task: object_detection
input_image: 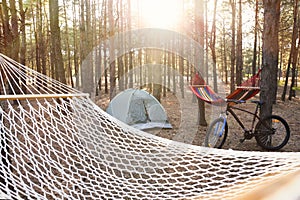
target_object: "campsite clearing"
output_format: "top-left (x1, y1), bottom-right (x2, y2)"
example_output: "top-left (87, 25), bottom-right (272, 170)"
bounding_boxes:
top-left (97, 87), bottom-right (300, 152)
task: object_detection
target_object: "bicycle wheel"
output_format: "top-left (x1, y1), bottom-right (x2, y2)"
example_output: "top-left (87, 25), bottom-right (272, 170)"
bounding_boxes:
top-left (205, 117), bottom-right (228, 148)
top-left (255, 115), bottom-right (290, 150)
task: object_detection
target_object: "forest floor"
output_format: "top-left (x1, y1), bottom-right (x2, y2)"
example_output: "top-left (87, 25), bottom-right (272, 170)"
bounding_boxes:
top-left (97, 85), bottom-right (300, 152)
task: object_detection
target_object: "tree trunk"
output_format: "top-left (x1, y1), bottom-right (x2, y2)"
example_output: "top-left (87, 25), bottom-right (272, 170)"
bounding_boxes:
top-left (261, 0), bottom-right (280, 119)
top-left (63, 0), bottom-right (73, 87)
top-left (72, 1), bottom-right (80, 88)
top-left (221, 17), bottom-right (228, 84)
top-left (288, 3), bottom-right (300, 100)
top-left (49, 0), bottom-right (66, 84)
top-left (153, 64), bottom-right (162, 102)
top-left (19, 0), bottom-right (26, 65)
top-left (236, 0), bottom-right (243, 86)
top-left (163, 50), bottom-right (167, 97)
top-left (195, 0), bottom-right (207, 126)
top-left (179, 57), bottom-right (184, 99)
top-left (151, 50), bottom-right (160, 101)
top-left (205, 0), bottom-right (209, 84)
top-left (128, 0), bottom-right (133, 89)
top-left (19, 0), bottom-right (27, 93)
top-left (172, 52), bottom-right (176, 94)
top-left (8, 0), bottom-right (20, 98)
top-left (9, 0), bottom-right (19, 61)
top-left (252, 0), bottom-right (259, 77)
top-left (103, 0), bottom-right (108, 94)
top-left (168, 51), bottom-right (171, 91)
top-left (1, 0), bottom-right (12, 56)
top-left (281, 0), bottom-right (298, 101)
top-left (108, 0), bottom-right (116, 99)
top-left (230, 0), bottom-right (236, 93)
top-left (210, 0), bottom-right (218, 93)
top-left (0, 0), bottom-right (19, 60)
top-left (0, 6), bottom-right (4, 54)
top-left (118, 0), bottom-right (124, 91)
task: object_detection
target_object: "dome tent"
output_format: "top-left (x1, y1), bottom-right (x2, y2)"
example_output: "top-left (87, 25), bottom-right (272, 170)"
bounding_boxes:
top-left (106, 88), bottom-right (172, 130)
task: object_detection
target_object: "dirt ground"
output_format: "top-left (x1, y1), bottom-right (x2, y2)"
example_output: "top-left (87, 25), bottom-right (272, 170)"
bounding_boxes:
top-left (97, 86), bottom-right (300, 152)
top-left (160, 89), bottom-right (300, 152)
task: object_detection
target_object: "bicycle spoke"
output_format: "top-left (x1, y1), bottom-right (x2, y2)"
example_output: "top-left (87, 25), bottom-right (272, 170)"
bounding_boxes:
top-left (205, 118), bottom-right (228, 148)
top-left (255, 115), bottom-right (290, 150)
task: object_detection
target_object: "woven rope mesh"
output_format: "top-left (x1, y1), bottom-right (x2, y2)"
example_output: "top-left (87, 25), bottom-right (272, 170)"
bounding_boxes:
top-left (0, 53), bottom-right (300, 199)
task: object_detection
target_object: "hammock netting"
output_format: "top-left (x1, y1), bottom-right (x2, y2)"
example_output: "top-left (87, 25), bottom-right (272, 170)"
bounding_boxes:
top-left (0, 53), bottom-right (300, 199)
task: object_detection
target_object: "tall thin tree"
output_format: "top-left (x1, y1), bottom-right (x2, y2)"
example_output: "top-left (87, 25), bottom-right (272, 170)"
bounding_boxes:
top-left (195, 0), bottom-right (207, 126)
top-left (108, 0), bottom-right (116, 99)
top-left (236, 0), bottom-right (243, 85)
top-left (281, 0), bottom-right (298, 101)
top-left (261, 0), bottom-right (281, 118)
top-left (19, 0), bottom-right (26, 65)
top-left (288, 0), bottom-right (300, 100)
top-left (9, 0), bottom-right (19, 61)
top-left (210, 0), bottom-right (218, 93)
top-left (62, 0), bottom-right (73, 87)
top-left (230, 0), bottom-right (236, 93)
top-left (49, 0), bottom-right (67, 84)
top-left (252, 0), bottom-right (259, 77)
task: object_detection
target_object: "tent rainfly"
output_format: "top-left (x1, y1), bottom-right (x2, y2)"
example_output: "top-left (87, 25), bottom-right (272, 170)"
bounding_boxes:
top-left (106, 89), bottom-right (172, 130)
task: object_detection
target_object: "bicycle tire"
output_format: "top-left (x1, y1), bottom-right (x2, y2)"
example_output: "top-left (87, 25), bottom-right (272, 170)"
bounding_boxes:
top-left (205, 117), bottom-right (228, 148)
top-left (255, 115), bottom-right (290, 150)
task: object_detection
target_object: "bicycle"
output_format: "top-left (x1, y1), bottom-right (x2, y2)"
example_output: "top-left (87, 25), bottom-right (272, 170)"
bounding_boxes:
top-left (204, 99), bottom-right (290, 150)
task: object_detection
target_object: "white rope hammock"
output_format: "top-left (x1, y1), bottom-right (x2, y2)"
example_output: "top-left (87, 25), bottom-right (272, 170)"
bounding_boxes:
top-left (0, 53), bottom-right (299, 199)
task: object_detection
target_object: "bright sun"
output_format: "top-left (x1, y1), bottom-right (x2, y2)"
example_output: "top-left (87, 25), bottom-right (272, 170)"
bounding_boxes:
top-left (139, 0), bottom-right (182, 29)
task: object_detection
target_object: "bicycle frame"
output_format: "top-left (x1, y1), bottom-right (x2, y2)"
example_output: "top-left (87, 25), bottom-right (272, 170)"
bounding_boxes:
top-left (205, 99), bottom-right (290, 150)
top-left (225, 102), bottom-right (261, 133)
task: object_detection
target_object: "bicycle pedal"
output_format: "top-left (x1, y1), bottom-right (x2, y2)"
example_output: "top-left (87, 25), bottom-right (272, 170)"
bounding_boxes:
top-left (239, 138), bottom-right (245, 143)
